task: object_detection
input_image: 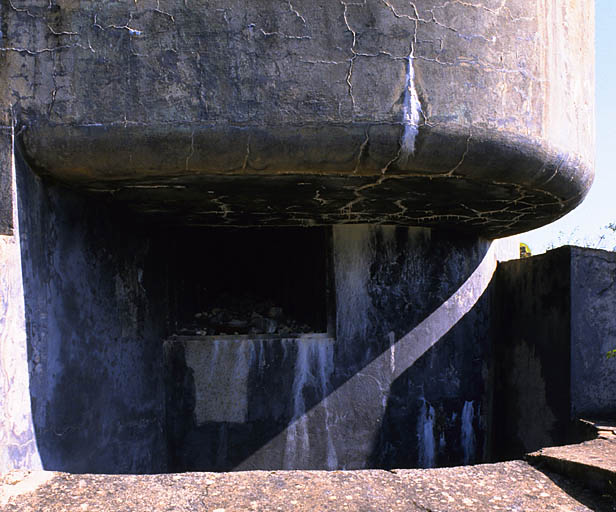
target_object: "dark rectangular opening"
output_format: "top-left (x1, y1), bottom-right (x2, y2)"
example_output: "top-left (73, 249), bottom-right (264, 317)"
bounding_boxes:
top-left (166, 226), bottom-right (332, 337)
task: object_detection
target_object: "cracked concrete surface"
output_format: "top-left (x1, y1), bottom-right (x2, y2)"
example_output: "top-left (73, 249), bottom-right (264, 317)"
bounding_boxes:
top-left (0, 0), bottom-right (595, 235)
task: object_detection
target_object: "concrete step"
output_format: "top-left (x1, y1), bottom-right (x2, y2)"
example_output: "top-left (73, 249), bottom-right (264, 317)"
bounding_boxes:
top-left (526, 421), bottom-right (616, 498)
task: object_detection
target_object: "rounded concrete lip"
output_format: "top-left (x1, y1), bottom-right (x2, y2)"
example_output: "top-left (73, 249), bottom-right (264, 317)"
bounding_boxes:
top-left (19, 121), bottom-right (592, 237)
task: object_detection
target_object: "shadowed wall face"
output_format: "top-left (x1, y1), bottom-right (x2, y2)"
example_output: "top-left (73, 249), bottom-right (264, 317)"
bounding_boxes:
top-left (0, 129), bottom-right (12, 235)
top-left (7, 151), bottom-right (616, 473)
top-left (570, 247), bottom-right (616, 418)
top-left (14, 152), bottom-right (169, 474)
top-left (493, 246), bottom-right (616, 460)
top-left (2, 151), bottom-right (512, 473)
top-left (493, 250), bottom-right (572, 460)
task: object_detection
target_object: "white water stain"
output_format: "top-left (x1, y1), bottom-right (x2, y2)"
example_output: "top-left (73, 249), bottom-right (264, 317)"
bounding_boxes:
top-left (388, 331), bottom-right (396, 375)
top-left (333, 225), bottom-right (374, 345)
top-left (439, 432), bottom-right (446, 452)
top-left (240, 239), bottom-right (510, 470)
top-left (284, 340), bottom-right (312, 469)
top-left (399, 55), bottom-right (422, 166)
top-left (461, 400), bottom-right (476, 465)
top-left (417, 398), bottom-right (436, 468)
top-left (316, 340), bottom-right (338, 470)
top-left (284, 338), bottom-right (336, 470)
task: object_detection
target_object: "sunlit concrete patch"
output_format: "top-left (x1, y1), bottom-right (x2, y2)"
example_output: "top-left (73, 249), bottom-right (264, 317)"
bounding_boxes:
top-left (0, 471), bottom-right (54, 507)
top-left (0, 128), bottom-right (42, 473)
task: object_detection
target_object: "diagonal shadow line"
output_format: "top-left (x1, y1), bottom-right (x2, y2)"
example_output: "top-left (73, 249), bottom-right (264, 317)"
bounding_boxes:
top-left (237, 240), bottom-right (500, 469)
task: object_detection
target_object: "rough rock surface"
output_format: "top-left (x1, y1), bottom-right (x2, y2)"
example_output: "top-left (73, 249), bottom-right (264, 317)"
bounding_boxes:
top-left (1, 461), bottom-right (614, 511)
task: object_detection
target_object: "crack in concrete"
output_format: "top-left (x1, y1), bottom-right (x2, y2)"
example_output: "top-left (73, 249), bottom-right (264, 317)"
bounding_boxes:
top-left (94, 13), bottom-right (143, 37)
top-left (447, 131), bottom-right (472, 175)
top-left (46, 25), bottom-right (78, 36)
top-left (258, 28), bottom-right (311, 40)
top-left (392, 199), bottom-right (408, 218)
top-left (341, 0), bottom-right (366, 111)
top-left (241, 135), bottom-right (251, 171)
top-left (412, 55), bottom-right (545, 82)
top-left (443, 0), bottom-right (535, 23)
top-left (153, 1), bottom-right (175, 23)
top-left (7, 0), bottom-right (41, 19)
top-left (339, 173), bottom-right (390, 220)
top-left (313, 190), bottom-right (328, 206)
top-left (288, 1), bottom-right (307, 24)
top-left (353, 129), bottom-right (370, 173)
top-left (0, 45), bottom-right (73, 55)
top-left (185, 130), bottom-right (195, 171)
top-left (211, 197), bottom-right (232, 219)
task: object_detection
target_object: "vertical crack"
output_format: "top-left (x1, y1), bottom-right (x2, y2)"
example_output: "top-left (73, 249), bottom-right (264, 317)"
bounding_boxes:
top-left (341, 0), bottom-right (365, 111)
top-left (185, 130), bottom-right (195, 171)
top-left (353, 129), bottom-right (370, 173)
top-left (447, 131), bottom-right (472, 175)
top-left (241, 135), bottom-right (251, 171)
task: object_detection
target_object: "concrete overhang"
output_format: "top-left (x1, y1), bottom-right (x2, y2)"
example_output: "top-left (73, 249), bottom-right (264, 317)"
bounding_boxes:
top-left (3, 0), bottom-right (595, 237)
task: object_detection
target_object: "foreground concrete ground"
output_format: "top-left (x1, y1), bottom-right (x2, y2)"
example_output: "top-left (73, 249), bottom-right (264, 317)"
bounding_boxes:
top-left (2, 434), bottom-right (615, 512)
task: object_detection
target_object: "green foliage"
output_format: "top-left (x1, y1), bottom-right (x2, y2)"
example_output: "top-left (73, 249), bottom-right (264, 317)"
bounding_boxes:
top-left (608, 349), bottom-right (616, 360)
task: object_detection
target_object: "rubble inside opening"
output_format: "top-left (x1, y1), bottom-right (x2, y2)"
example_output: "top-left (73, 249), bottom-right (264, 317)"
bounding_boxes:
top-left (166, 226), bottom-right (332, 338)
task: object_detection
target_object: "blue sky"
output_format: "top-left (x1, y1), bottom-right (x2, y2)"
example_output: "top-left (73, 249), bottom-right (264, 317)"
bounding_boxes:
top-left (521, 0), bottom-right (616, 253)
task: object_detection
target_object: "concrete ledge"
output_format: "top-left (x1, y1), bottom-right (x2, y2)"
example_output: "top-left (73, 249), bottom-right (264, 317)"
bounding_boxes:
top-left (1, 461), bottom-right (612, 511)
top-left (526, 435), bottom-right (616, 498)
top-left (21, 123), bottom-right (590, 236)
top-left (4, 0), bottom-right (594, 235)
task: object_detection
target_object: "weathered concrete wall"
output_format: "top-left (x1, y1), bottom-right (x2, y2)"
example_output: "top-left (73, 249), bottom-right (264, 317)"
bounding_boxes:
top-left (570, 247), bottom-right (616, 418)
top-left (8, 147), bottom-right (168, 473)
top-left (329, 228), bottom-right (516, 469)
top-left (179, 241), bottom-right (611, 471)
top-left (0, 0), bottom-right (594, 235)
top-left (331, 225), bottom-right (497, 469)
top-left (165, 335), bottom-right (338, 472)
top-left (493, 246), bottom-right (616, 459)
top-left (165, 226), bottom-right (517, 471)
top-left (492, 248), bottom-right (572, 460)
top-left (0, 128), bottom-right (12, 235)
top-left (0, 0), bottom-right (598, 475)
top-left (7, 157), bottom-right (615, 473)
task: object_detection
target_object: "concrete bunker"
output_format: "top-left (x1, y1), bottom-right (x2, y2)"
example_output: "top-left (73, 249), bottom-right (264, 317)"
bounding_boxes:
top-left (0, 0), bottom-right (597, 476)
top-left (10, 150), bottom-right (508, 472)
